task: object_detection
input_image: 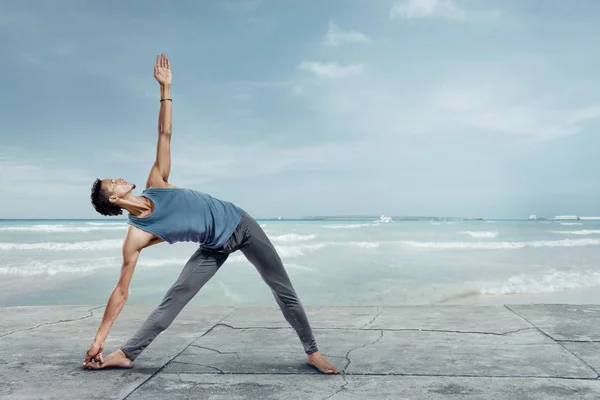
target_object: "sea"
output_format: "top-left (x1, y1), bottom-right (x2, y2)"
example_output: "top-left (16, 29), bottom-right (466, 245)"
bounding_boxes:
top-left (2, 218), bottom-right (600, 308)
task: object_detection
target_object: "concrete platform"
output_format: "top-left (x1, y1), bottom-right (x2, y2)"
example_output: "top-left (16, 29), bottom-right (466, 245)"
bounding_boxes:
top-left (1, 304), bottom-right (600, 399)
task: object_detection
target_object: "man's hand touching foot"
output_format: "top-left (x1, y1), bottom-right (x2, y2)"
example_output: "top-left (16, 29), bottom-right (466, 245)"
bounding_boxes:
top-left (84, 349), bottom-right (133, 370)
top-left (83, 341), bottom-right (104, 368)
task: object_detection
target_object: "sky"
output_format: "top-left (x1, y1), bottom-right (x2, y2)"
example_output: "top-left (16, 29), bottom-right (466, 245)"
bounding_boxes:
top-left (1, 0), bottom-right (600, 219)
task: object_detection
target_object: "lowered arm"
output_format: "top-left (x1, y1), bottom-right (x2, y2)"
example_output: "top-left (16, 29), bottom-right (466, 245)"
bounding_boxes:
top-left (90, 227), bottom-right (152, 345)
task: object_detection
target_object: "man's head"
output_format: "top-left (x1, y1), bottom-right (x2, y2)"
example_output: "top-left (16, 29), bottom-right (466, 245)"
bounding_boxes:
top-left (90, 178), bottom-right (136, 216)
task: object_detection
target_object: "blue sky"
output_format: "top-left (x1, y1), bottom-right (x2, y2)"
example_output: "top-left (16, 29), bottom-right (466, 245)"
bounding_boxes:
top-left (1, 0), bottom-right (600, 219)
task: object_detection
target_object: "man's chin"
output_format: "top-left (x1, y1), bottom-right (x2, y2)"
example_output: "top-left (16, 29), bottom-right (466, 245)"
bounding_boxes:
top-left (131, 184), bottom-right (136, 189)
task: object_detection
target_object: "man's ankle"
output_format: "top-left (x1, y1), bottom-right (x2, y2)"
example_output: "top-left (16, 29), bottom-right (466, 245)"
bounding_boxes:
top-left (118, 349), bottom-right (133, 361)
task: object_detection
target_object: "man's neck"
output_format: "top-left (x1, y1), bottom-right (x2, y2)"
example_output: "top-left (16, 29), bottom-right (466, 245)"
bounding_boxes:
top-left (119, 195), bottom-right (153, 217)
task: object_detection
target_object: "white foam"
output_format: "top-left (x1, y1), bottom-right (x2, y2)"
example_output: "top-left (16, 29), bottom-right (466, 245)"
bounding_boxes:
top-left (351, 241), bottom-right (380, 248)
top-left (321, 223), bottom-right (372, 229)
top-left (481, 270), bottom-right (600, 295)
top-left (217, 282), bottom-right (243, 301)
top-left (0, 239), bottom-right (123, 251)
top-left (0, 224), bottom-right (127, 232)
top-left (85, 222), bottom-right (127, 226)
top-left (285, 263), bottom-right (316, 272)
top-left (274, 241), bottom-right (379, 257)
top-left (270, 234), bottom-right (316, 243)
top-left (560, 222), bottom-right (583, 226)
top-left (401, 238), bottom-right (600, 250)
top-left (276, 243), bottom-right (327, 258)
top-left (460, 231), bottom-right (498, 238)
top-left (0, 256), bottom-right (190, 277)
top-left (551, 230), bottom-right (600, 235)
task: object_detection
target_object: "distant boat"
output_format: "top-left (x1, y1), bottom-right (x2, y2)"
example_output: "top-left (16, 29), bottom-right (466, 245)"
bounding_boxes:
top-left (378, 215), bottom-right (393, 223)
top-left (528, 214), bottom-right (537, 220)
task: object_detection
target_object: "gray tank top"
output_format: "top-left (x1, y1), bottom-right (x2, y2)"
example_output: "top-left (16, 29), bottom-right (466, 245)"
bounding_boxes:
top-left (128, 187), bottom-right (243, 248)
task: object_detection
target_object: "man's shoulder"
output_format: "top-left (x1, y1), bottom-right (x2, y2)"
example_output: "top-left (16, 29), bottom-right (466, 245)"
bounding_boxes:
top-left (145, 181), bottom-right (178, 190)
top-left (124, 224), bottom-right (157, 249)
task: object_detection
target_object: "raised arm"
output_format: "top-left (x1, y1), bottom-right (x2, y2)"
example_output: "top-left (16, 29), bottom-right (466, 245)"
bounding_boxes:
top-left (146, 53), bottom-right (173, 188)
top-left (83, 226), bottom-right (154, 367)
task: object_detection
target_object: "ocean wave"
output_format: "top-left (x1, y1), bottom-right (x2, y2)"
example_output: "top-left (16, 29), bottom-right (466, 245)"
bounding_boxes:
top-left (0, 239), bottom-right (123, 251)
top-left (285, 263), bottom-right (316, 272)
top-left (0, 256), bottom-right (188, 277)
top-left (0, 224), bottom-right (127, 232)
top-left (85, 222), bottom-right (127, 226)
top-left (460, 231), bottom-right (498, 238)
top-left (401, 238), bottom-right (600, 250)
top-left (560, 222), bottom-right (583, 226)
top-left (275, 241), bottom-right (379, 257)
top-left (551, 230), bottom-right (600, 235)
top-left (217, 282), bottom-right (243, 302)
top-left (481, 270), bottom-right (600, 295)
top-left (276, 243), bottom-right (327, 257)
top-left (270, 234), bottom-right (316, 243)
top-left (321, 223), bottom-right (373, 229)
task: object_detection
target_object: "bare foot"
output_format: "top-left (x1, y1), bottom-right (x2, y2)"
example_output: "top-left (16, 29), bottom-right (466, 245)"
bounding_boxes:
top-left (85, 350), bottom-right (133, 370)
top-left (307, 351), bottom-right (339, 374)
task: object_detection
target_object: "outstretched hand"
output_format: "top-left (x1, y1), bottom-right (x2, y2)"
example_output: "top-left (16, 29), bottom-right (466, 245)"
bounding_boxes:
top-left (154, 53), bottom-right (171, 86)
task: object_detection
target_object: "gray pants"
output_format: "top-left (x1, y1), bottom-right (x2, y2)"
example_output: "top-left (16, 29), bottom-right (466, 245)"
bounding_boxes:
top-left (120, 211), bottom-right (318, 360)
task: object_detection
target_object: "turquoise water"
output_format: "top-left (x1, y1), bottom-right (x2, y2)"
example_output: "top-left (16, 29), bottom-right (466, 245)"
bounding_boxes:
top-left (2, 218), bottom-right (600, 307)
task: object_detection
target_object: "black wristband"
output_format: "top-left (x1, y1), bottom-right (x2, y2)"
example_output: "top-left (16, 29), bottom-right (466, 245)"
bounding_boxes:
top-left (160, 98), bottom-right (172, 102)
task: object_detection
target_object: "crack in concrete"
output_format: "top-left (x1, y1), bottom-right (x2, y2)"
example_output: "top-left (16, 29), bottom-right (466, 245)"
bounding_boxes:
top-left (121, 307), bottom-right (240, 400)
top-left (323, 330), bottom-right (385, 400)
top-left (153, 371), bottom-right (600, 380)
top-left (505, 305), bottom-right (600, 379)
top-left (186, 346), bottom-right (343, 360)
top-left (375, 327), bottom-right (535, 336)
top-left (359, 306), bottom-right (382, 329)
top-left (209, 322), bottom-right (534, 337)
top-left (189, 344), bottom-right (241, 359)
top-left (557, 340), bottom-right (600, 343)
top-left (0, 305), bottom-right (104, 339)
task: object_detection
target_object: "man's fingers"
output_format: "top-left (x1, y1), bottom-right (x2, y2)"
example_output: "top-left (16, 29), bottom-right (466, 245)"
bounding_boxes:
top-left (156, 55), bottom-right (160, 67)
top-left (166, 56), bottom-right (170, 69)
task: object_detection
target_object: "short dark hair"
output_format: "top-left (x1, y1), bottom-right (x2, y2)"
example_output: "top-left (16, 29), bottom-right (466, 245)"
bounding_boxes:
top-left (90, 178), bottom-right (123, 216)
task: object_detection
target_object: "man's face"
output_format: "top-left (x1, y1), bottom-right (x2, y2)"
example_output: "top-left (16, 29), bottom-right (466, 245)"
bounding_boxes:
top-left (102, 178), bottom-right (136, 202)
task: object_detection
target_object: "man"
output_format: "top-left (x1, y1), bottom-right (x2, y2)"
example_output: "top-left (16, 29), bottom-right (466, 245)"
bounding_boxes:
top-left (82, 54), bottom-right (339, 374)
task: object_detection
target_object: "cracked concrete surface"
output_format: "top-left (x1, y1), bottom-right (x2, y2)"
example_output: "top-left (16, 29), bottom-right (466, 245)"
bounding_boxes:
top-left (2, 305), bottom-right (600, 399)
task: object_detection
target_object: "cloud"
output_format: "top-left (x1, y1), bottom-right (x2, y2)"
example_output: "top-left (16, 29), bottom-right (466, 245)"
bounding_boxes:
top-left (294, 65), bottom-right (600, 143)
top-left (112, 138), bottom-right (366, 186)
top-left (299, 61), bottom-right (363, 78)
top-left (323, 22), bottom-right (370, 47)
top-left (429, 82), bottom-right (600, 139)
top-left (390, 0), bottom-right (499, 21)
top-left (0, 153), bottom-right (94, 197)
top-left (391, 0), bottom-right (466, 20)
